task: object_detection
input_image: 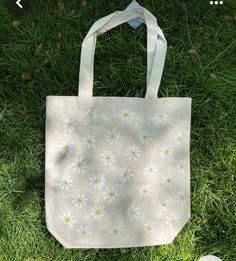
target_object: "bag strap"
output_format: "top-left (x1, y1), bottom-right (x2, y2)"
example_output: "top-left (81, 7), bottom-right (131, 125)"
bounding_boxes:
top-left (78, 7), bottom-right (167, 99)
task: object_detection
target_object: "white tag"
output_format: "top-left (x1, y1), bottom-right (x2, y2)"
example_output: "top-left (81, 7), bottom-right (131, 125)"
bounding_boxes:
top-left (125, 0), bottom-right (142, 29)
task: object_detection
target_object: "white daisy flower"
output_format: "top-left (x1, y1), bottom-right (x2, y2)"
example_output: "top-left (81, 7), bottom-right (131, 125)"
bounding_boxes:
top-left (176, 159), bottom-right (188, 174)
top-left (82, 134), bottom-right (96, 149)
top-left (72, 157), bottom-right (88, 174)
top-left (101, 150), bottom-right (116, 166)
top-left (118, 109), bottom-right (134, 122)
top-left (160, 145), bottom-right (173, 159)
top-left (172, 131), bottom-right (185, 146)
top-left (161, 175), bottom-right (176, 187)
top-left (59, 211), bottom-right (76, 227)
top-left (139, 185), bottom-right (152, 198)
top-left (138, 130), bottom-right (153, 145)
top-left (118, 166), bottom-right (134, 183)
top-left (109, 225), bottom-right (123, 235)
top-left (71, 193), bottom-right (88, 208)
top-left (90, 205), bottom-right (106, 220)
top-left (144, 162), bottom-right (159, 177)
top-left (105, 129), bottom-right (121, 145)
top-left (125, 144), bottom-right (141, 161)
top-left (89, 173), bottom-right (106, 189)
top-left (166, 213), bottom-right (179, 228)
top-left (103, 187), bottom-right (119, 202)
top-left (176, 190), bottom-right (188, 205)
top-left (158, 199), bottom-right (168, 211)
top-left (62, 117), bottom-right (76, 133)
top-left (127, 206), bottom-right (141, 221)
top-left (59, 140), bottom-right (74, 155)
top-left (58, 175), bottom-right (73, 190)
top-left (76, 225), bottom-right (92, 235)
top-left (84, 109), bottom-right (98, 123)
top-left (144, 222), bottom-right (157, 234)
top-left (153, 112), bottom-right (169, 124)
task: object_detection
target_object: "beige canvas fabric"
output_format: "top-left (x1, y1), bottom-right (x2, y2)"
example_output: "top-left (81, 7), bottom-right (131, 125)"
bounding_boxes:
top-left (45, 7), bottom-right (191, 249)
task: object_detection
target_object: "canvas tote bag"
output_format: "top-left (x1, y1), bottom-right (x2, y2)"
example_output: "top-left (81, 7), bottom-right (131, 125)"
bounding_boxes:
top-left (45, 7), bottom-right (191, 248)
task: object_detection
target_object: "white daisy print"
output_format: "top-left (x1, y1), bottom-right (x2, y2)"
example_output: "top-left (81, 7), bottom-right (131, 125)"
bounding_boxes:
top-left (62, 117), bottom-right (76, 133)
top-left (176, 159), bottom-right (188, 174)
top-left (144, 222), bottom-right (157, 234)
top-left (109, 225), bottom-right (123, 235)
top-left (158, 199), bottom-right (168, 211)
top-left (105, 129), bottom-right (121, 145)
top-left (176, 190), bottom-right (188, 205)
top-left (77, 225), bottom-right (92, 235)
top-left (144, 162), bottom-right (159, 177)
top-left (160, 145), bottom-right (173, 159)
top-left (84, 109), bottom-right (98, 123)
top-left (59, 140), bottom-right (74, 155)
top-left (127, 206), bottom-right (141, 221)
top-left (101, 150), bottom-right (116, 166)
top-left (161, 175), bottom-right (176, 187)
top-left (139, 185), bottom-right (152, 198)
top-left (72, 157), bottom-right (88, 174)
top-left (166, 214), bottom-right (179, 228)
top-left (58, 175), bottom-right (73, 190)
top-left (103, 187), bottom-right (119, 203)
top-left (118, 109), bottom-right (134, 122)
top-left (173, 131), bottom-right (185, 146)
top-left (71, 193), bottom-right (88, 208)
top-left (138, 130), bottom-right (153, 145)
top-left (82, 134), bottom-right (96, 149)
top-left (89, 173), bottom-right (106, 189)
top-left (118, 166), bottom-right (134, 183)
top-left (59, 211), bottom-right (76, 228)
top-left (125, 144), bottom-right (141, 161)
top-left (153, 112), bottom-right (169, 124)
top-left (90, 205), bottom-right (106, 220)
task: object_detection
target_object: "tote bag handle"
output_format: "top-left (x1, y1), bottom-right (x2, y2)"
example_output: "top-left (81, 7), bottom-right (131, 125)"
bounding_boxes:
top-left (78, 7), bottom-right (167, 99)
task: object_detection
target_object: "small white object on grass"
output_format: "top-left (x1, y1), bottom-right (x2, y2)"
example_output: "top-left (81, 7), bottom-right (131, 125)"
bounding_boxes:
top-left (198, 255), bottom-right (222, 261)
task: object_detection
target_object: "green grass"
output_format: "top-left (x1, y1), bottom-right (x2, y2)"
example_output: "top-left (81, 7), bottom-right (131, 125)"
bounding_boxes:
top-left (0, 0), bottom-right (236, 260)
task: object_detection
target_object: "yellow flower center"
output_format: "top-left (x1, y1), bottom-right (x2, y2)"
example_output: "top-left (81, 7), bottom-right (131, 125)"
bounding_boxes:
top-left (77, 198), bottom-right (82, 203)
top-left (109, 192), bottom-right (113, 197)
top-left (124, 112), bottom-right (129, 118)
top-left (162, 203), bottom-right (166, 207)
top-left (130, 211), bottom-right (136, 216)
top-left (111, 134), bottom-right (116, 139)
top-left (96, 210), bottom-right (101, 215)
top-left (159, 114), bottom-right (164, 119)
top-left (144, 135), bottom-right (148, 140)
top-left (164, 149), bottom-right (169, 155)
top-left (88, 138), bottom-right (92, 144)
top-left (180, 165), bottom-right (184, 169)
top-left (95, 178), bottom-right (100, 184)
top-left (131, 150), bottom-right (136, 156)
top-left (147, 226), bottom-right (151, 231)
top-left (64, 145), bottom-right (70, 151)
top-left (64, 180), bottom-right (68, 185)
top-left (65, 217), bottom-right (70, 223)
top-left (166, 178), bottom-right (172, 183)
top-left (143, 189), bottom-right (148, 193)
top-left (106, 155), bottom-right (111, 160)
top-left (171, 219), bottom-right (176, 224)
top-left (123, 172), bottom-right (128, 177)
top-left (67, 122), bottom-right (72, 127)
top-left (113, 229), bottom-right (118, 234)
top-left (181, 196), bottom-right (185, 200)
top-left (149, 167), bottom-right (153, 172)
top-left (177, 136), bottom-right (182, 141)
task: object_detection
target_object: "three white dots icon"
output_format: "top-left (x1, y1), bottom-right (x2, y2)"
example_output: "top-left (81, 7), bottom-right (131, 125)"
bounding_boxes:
top-left (210, 1), bottom-right (224, 4)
